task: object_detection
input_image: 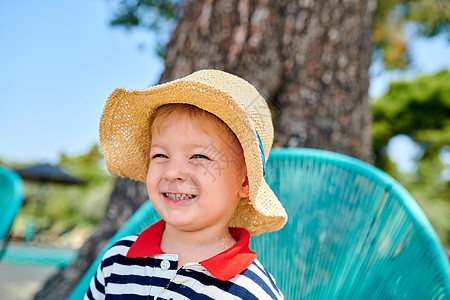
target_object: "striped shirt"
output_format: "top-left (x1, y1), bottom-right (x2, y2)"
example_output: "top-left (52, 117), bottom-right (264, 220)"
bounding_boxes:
top-left (85, 220), bottom-right (283, 299)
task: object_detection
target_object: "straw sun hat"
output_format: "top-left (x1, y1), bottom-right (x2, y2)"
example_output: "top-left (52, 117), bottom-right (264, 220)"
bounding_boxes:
top-left (100, 69), bottom-right (287, 235)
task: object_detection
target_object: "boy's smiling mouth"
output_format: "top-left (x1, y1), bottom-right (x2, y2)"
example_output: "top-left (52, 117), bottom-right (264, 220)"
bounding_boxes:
top-left (162, 192), bottom-right (198, 207)
top-left (163, 192), bottom-right (197, 200)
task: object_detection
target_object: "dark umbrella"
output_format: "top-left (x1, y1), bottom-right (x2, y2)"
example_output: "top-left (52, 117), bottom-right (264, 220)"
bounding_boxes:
top-left (15, 163), bottom-right (86, 185)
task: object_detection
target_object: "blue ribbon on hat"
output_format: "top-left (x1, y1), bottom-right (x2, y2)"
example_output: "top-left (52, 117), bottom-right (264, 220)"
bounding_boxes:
top-left (255, 130), bottom-right (266, 177)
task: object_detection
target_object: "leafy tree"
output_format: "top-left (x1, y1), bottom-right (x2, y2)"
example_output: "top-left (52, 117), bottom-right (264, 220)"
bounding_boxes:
top-left (372, 69), bottom-right (450, 246)
top-left (373, 70), bottom-right (450, 164)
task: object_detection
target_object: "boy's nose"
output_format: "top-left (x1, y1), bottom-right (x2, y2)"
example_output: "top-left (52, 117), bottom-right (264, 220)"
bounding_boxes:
top-left (163, 161), bottom-right (188, 181)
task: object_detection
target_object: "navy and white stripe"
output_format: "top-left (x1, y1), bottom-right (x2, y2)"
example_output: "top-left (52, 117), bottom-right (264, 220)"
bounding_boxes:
top-left (85, 236), bottom-right (283, 299)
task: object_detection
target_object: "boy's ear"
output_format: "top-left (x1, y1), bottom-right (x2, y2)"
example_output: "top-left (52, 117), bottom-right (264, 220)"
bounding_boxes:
top-left (239, 175), bottom-right (250, 198)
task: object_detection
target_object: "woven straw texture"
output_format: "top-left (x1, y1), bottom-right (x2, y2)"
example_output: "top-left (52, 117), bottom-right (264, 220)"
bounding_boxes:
top-left (100, 70), bottom-right (287, 235)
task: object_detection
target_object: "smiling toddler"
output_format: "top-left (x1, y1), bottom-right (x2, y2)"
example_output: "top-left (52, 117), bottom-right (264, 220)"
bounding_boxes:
top-left (86, 70), bottom-right (288, 299)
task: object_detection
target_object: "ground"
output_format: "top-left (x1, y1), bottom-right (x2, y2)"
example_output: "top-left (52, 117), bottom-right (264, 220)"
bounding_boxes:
top-left (0, 262), bottom-right (57, 300)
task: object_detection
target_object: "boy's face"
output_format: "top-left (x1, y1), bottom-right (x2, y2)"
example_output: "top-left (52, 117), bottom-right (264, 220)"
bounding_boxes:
top-left (146, 115), bottom-right (249, 233)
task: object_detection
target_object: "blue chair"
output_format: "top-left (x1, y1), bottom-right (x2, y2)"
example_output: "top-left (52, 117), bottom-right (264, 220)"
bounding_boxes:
top-left (69, 148), bottom-right (450, 299)
top-left (0, 165), bottom-right (25, 259)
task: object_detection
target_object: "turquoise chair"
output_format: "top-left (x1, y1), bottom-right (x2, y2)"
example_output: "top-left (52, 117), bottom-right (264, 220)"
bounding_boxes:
top-left (0, 165), bottom-right (24, 259)
top-left (69, 148), bottom-right (450, 299)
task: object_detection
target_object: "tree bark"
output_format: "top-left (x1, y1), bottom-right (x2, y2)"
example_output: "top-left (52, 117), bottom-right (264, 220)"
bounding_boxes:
top-left (35, 0), bottom-right (376, 298)
top-left (163, 0), bottom-right (375, 160)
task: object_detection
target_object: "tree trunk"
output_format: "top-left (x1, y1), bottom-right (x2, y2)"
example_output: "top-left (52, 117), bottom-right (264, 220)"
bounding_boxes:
top-left (35, 0), bottom-right (376, 298)
top-left (163, 0), bottom-right (375, 161)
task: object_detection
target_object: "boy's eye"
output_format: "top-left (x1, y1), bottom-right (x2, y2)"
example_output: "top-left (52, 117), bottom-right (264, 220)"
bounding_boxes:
top-left (192, 154), bottom-right (210, 160)
top-left (152, 153), bottom-right (168, 159)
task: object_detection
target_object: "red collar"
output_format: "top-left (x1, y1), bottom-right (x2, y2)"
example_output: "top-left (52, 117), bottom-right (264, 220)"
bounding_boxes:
top-left (126, 220), bottom-right (257, 281)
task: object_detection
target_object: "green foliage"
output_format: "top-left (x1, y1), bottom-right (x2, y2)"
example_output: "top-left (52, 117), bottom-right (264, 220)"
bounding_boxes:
top-left (373, 69), bottom-right (450, 161)
top-left (106, 0), bottom-right (179, 57)
top-left (373, 0), bottom-right (449, 69)
top-left (10, 145), bottom-right (115, 247)
top-left (109, 0), bottom-right (179, 29)
top-left (372, 70), bottom-right (450, 246)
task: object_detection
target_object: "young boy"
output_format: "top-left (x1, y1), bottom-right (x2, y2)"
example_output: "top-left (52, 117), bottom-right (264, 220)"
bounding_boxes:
top-left (86, 70), bottom-right (288, 299)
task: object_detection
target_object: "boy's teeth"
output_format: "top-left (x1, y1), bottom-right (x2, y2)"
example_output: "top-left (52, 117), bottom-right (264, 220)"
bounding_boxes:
top-left (165, 193), bottom-right (195, 200)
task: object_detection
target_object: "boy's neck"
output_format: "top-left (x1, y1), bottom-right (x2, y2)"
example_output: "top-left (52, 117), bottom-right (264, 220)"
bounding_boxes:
top-left (160, 223), bottom-right (236, 267)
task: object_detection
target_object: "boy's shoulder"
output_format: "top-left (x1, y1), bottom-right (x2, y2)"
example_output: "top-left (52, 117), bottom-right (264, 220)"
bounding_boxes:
top-left (242, 258), bottom-right (284, 299)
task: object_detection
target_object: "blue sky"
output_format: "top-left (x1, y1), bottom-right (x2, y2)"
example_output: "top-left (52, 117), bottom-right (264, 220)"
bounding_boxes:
top-left (1, 0), bottom-right (449, 165)
top-left (0, 0), bottom-right (164, 164)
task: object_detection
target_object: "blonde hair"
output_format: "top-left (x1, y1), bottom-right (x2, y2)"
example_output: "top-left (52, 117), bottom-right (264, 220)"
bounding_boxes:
top-left (149, 104), bottom-right (243, 154)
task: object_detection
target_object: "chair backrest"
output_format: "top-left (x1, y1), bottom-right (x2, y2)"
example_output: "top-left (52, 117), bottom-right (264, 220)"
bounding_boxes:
top-left (69, 148), bottom-right (450, 299)
top-left (251, 148), bottom-right (450, 299)
top-left (0, 165), bottom-right (24, 242)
